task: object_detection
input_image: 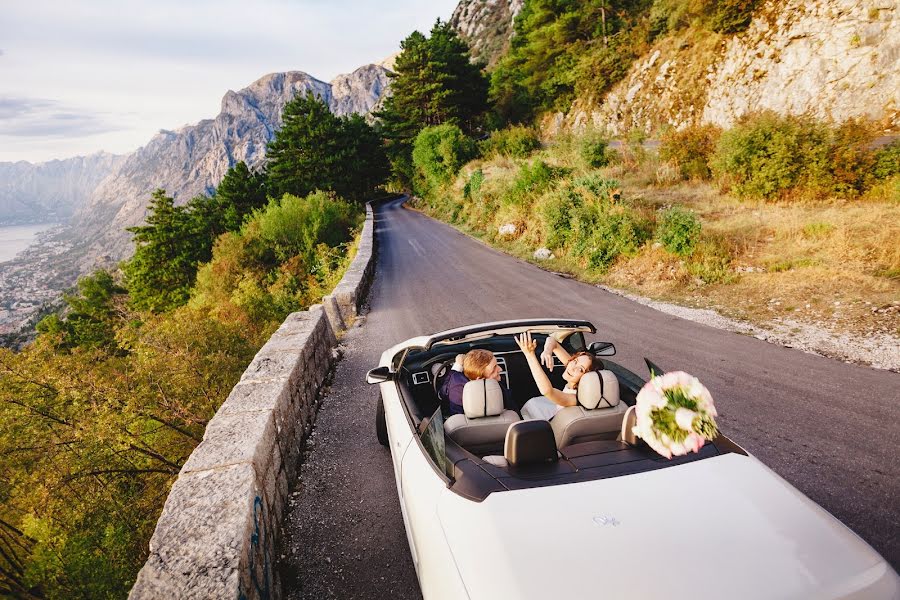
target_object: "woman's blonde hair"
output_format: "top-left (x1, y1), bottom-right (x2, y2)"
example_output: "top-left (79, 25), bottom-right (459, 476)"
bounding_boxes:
top-left (463, 349), bottom-right (495, 380)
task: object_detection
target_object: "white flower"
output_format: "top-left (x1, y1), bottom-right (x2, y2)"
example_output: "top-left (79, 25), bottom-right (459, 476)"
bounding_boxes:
top-left (675, 408), bottom-right (697, 432)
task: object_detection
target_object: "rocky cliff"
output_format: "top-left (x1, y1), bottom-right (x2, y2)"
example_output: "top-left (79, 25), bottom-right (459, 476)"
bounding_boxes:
top-left (450, 0), bottom-right (523, 65)
top-left (72, 64), bottom-right (391, 265)
top-left (548, 0), bottom-right (900, 136)
top-left (0, 152), bottom-right (124, 224)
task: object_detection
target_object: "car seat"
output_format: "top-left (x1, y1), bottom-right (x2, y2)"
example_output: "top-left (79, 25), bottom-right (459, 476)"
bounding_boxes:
top-left (550, 370), bottom-right (628, 448)
top-left (444, 379), bottom-right (520, 455)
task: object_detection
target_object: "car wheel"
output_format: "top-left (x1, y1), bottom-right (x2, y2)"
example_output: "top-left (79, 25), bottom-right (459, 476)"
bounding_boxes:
top-left (376, 397), bottom-right (388, 447)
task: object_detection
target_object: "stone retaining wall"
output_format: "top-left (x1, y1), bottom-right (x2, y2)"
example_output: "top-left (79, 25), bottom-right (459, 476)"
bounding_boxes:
top-left (323, 203), bottom-right (375, 331)
top-left (129, 202), bottom-right (377, 600)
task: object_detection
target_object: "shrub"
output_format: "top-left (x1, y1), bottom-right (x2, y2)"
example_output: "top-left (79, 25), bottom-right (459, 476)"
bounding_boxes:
top-left (826, 119), bottom-right (877, 196)
top-left (580, 134), bottom-right (612, 168)
top-left (712, 113), bottom-right (882, 200)
top-left (659, 124), bottom-right (722, 180)
top-left (540, 188), bottom-right (581, 249)
top-left (571, 173), bottom-right (621, 201)
top-left (503, 160), bottom-right (564, 205)
top-left (707, 0), bottom-right (760, 33)
top-left (657, 207), bottom-right (702, 256)
top-left (411, 124), bottom-right (477, 194)
top-left (711, 113), bottom-right (827, 199)
top-left (463, 169), bottom-right (485, 200)
top-left (255, 191), bottom-right (355, 263)
top-left (482, 126), bottom-right (541, 158)
top-left (570, 201), bottom-right (652, 271)
top-left (873, 141), bottom-right (900, 180)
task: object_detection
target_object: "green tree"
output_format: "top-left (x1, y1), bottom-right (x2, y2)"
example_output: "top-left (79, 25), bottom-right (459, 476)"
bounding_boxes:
top-left (490, 0), bottom-right (645, 124)
top-left (36, 270), bottom-right (126, 352)
top-left (123, 190), bottom-right (212, 312)
top-left (412, 124), bottom-right (477, 195)
top-left (267, 94), bottom-right (387, 202)
top-left (214, 161), bottom-right (268, 232)
top-left (266, 93), bottom-right (347, 199)
top-left (376, 20), bottom-right (488, 186)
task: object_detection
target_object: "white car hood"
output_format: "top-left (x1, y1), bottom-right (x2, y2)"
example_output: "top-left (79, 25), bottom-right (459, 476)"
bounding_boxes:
top-left (437, 453), bottom-right (899, 600)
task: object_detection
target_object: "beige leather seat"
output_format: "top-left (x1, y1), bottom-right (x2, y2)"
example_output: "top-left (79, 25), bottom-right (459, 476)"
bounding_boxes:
top-left (619, 405), bottom-right (638, 445)
top-left (550, 370), bottom-right (628, 448)
top-left (444, 379), bottom-right (520, 455)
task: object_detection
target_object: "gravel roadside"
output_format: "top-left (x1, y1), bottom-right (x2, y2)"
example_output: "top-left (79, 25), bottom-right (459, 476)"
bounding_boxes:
top-left (279, 313), bottom-right (421, 600)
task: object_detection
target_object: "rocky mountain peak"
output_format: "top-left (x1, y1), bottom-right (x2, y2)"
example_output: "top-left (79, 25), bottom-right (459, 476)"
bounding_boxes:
top-left (70, 63), bottom-right (391, 266)
top-left (450, 0), bottom-right (523, 65)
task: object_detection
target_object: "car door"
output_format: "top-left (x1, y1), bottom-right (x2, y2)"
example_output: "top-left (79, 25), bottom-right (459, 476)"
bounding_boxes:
top-left (399, 409), bottom-right (458, 594)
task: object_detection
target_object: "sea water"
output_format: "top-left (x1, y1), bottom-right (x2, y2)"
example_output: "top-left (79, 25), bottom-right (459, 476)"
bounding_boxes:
top-left (0, 224), bottom-right (55, 263)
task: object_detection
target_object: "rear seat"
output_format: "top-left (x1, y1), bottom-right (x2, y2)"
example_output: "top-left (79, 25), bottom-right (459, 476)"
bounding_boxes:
top-left (444, 379), bottom-right (520, 455)
top-left (550, 370), bottom-right (627, 448)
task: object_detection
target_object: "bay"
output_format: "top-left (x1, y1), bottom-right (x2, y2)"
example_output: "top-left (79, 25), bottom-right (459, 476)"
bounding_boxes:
top-left (0, 224), bottom-right (56, 263)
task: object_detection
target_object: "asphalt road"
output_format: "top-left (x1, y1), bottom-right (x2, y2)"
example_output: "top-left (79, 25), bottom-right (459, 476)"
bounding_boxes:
top-left (280, 197), bottom-right (899, 598)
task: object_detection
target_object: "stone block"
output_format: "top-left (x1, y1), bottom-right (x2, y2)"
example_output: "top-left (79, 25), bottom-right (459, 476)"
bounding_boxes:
top-left (240, 347), bottom-right (303, 386)
top-left (129, 464), bottom-right (258, 600)
top-left (182, 411), bottom-right (276, 475)
top-left (218, 380), bottom-right (291, 416)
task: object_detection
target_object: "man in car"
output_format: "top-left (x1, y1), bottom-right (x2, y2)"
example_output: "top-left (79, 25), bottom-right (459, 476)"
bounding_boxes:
top-left (440, 349), bottom-right (511, 415)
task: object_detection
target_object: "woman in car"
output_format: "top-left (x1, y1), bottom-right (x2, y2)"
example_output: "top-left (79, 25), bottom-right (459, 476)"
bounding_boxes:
top-left (440, 349), bottom-right (507, 415)
top-left (514, 331), bottom-right (595, 421)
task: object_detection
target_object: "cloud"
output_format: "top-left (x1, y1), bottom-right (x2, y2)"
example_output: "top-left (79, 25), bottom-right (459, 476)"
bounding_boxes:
top-left (0, 96), bottom-right (123, 138)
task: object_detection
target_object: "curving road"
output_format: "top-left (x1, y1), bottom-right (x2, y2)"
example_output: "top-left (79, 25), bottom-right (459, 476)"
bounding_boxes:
top-left (280, 197), bottom-right (899, 598)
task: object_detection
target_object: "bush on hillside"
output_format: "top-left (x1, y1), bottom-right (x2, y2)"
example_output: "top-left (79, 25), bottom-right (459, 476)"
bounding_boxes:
top-left (711, 112), bottom-right (881, 200)
top-left (659, 124), bottom-right (722, 180)
top-left (193, 191), bottom-right (358, 329)
top-left (482, 125), bottom-right (541, 158)
top-left (503, 160), bottom-right (565, 205)
top-left (580, 134), bottom-right (612, 168)
top-left (657, 207), bottom-right (702, 256)
top-left (412, 124), bottom-right (477, 195)
top-left (707, 0), bottom-right (761, 33)
top-left (463, 169), bottom-right (485, 200)
top-left (570, 202), bottom-right (652, 271)
top-left (873, 141), bottom-right (900, 180)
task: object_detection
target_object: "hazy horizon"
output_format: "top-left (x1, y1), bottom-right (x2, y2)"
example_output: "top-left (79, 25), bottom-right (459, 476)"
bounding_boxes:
top-left (0, 0), bottom-right (458, 164)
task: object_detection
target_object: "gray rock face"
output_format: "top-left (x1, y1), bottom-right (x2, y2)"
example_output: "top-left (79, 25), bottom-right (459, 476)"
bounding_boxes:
top-left (0, 152), bottom-right (124, 224)
top-left (72, 65), bottom-right (390, 265)
top-left (551, 0), bottom-right (899, 136)
top-left (450, 0), bottom-right (524, 65)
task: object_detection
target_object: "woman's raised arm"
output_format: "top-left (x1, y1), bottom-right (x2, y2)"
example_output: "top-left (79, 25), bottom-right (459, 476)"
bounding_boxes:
top-left (515, 332), bottom-right (577, 407)
top-left (540, 334), bottom-right (572, 371)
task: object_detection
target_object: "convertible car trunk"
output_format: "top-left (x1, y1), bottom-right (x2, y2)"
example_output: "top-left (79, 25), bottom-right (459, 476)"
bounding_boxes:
top-left (437, 453), bottom-right (898, 599)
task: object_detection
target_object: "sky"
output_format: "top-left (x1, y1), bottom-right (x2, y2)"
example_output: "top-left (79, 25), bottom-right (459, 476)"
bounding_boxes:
top-left (0, 0), bottom-right (460, 163)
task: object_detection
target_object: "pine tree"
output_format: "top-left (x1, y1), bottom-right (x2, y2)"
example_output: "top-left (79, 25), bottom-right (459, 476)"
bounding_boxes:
top-left (123, 189), bottom-right (211, 312)
top-left (376, 20), bottom-right (488, 186)
top-left (266, 92), bottom-right (350, 200)
top-left (214, 161), bottom-right (267, 231)
top-left (266, 92), bottom-right (387, 203)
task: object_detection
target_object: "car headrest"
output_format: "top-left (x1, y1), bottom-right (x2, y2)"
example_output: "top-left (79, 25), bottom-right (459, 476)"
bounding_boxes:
top-left (576, 370), bottom-right (620, 410)
top-left (504, 420), bottom-right (558, 467)
top-left (462, 378), bottom-right (505, 419)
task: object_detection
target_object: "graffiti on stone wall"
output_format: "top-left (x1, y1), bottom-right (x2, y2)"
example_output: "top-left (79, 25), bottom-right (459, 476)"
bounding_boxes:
top-left (239, 495), bottom-right (271, 600)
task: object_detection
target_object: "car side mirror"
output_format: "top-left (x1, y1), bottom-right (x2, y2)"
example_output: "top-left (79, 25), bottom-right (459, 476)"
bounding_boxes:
top-left (588, 341), bottom-right (616, 356)
top-left (366, 366), bottom-right (394, 384)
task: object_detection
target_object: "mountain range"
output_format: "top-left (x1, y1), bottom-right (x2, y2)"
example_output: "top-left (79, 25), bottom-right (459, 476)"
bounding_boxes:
top-left (0, 152), bottom-right (125, 225)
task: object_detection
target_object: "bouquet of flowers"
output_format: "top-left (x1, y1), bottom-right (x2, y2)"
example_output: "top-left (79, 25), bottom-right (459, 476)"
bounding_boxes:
top-left (633, 371), bottom-right (718, 459)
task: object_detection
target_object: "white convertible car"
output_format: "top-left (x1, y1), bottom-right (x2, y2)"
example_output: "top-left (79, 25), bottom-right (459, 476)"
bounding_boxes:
top-left (366, 319), bottom-right (899, 600)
